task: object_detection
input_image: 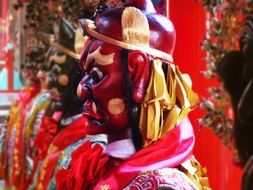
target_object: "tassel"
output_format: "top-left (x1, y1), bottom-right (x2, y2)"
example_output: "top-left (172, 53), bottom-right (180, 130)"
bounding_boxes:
top-left (139, 60), bottom-right (199, 146)
top-left (139, 59), bottom-right (173, 146)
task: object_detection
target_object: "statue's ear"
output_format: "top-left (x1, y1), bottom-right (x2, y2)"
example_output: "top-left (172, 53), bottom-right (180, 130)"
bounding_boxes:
top-left (128, 50), bottom-right (150, 104)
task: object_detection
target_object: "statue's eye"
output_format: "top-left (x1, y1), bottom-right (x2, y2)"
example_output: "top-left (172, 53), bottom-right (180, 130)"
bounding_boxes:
top-left (90, 67), bottom-right (104, 83)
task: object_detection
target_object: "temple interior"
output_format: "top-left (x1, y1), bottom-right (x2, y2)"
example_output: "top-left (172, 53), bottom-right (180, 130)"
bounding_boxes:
top-left (0, 0), bottom-right (253, 190)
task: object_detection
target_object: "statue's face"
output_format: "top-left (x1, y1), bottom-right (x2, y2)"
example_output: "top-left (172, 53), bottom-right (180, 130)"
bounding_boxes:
top-left (77, 40), bottom-right (130, 135)
top-left (45, 47), bottom-right (69, 90)
top-left (23, 64), bottom-right (39, 86)
top-left (24, 47), bottom-right (46, 86)
top-left (37, 69), bottom-right (49, 89)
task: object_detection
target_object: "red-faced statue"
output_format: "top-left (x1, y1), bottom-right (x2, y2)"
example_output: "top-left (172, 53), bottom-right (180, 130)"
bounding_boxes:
top-left (32, 1), bottom-right (206, 190)
top-left (77, 0), bottom-right (176, 140)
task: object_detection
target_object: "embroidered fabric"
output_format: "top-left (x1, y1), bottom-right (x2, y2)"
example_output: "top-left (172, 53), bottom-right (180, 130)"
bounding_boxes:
top-left (0, 124), bottom-right (6, 163)
top-left (123, 168), bottom-right (198, 190)
top-left (47, 134), bottom-right (108, 189)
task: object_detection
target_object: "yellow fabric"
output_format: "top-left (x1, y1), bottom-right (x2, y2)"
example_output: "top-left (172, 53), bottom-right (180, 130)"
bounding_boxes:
top-left (139, 60), bottom-right (199, 146)
top-left (121, 7), bottom-right (150, 47)
top-left (181, 156), bottom-right (211, 190)
top-left (1, 101), bottom-right (24, 184)
top-left (49, 40), bottom-right (80, 60)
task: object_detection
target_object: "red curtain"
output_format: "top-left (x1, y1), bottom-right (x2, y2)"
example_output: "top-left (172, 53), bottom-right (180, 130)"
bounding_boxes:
top-left (169, 1), bottom-right (243, 189)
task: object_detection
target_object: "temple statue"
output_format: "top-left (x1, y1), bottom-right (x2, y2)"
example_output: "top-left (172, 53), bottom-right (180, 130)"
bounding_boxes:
top-left (33, 0), bottom-right (209, 189)
top-left (24, 18), bottom-right (85, 190)
top-left (0, 46), bottom-right (42, 188)
top-left (0, 17), bottom-right (85, 190)
top-left (217, 13), bottom-right (253, 190)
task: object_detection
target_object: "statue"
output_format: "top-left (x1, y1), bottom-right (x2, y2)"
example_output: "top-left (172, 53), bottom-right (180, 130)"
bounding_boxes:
top-left (0, 46), bottom-right (42, 188)
top-left (0, 17), bottom-right (84, 189)
top-left (34, 0), bottom-right (209, 189)
top-left (24, 18), bottom-right (85, 190)
top-left (217, 14), bottom-right (253, 190)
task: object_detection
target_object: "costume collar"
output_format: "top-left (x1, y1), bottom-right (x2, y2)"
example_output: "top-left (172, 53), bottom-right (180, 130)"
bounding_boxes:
top-left (104, 138), bottom-right (136, 160)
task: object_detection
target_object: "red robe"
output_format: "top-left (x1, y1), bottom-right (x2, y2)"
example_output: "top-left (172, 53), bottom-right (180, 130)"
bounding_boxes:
top-left (34, 116), bottom-right (87, 190)
top-left (0, 86), bottom-right (40, 188)
top-left (20, 90), bottom-right (55, 190)
top-left (24, 116), bottom-right (59, 189)
top-left (33, 117), bottom-right (195, 189)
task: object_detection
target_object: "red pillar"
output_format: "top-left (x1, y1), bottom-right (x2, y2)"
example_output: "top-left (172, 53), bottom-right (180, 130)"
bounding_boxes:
top-left (6, 49), bottom-right (14, 91)
top-left (1, 0), bottom-right (14, 92)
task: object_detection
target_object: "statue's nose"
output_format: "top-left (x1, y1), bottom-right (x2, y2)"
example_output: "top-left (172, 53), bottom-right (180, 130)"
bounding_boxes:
top-left (76, 76), bottom-right (93, 99)
top-left (77, 84), bottom-right (88, 99)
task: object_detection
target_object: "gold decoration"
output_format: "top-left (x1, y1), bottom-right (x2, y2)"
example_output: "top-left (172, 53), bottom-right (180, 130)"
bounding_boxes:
top-left (181, 156), bottom-right (211, 190)
top-left (108, 98), bottom-right (125, 115)
top-left (139, 60), bottom-right (199, 146)
top-left (48, 39), bottom-right (80, 60)
top-left (48, 145), bottom-right (58, 154)
top-left (121, 7), bottom-right (150, 47)
top-left (25, 93), bottom-right (51, 139)
top-left (58, 74), bottom-right (69, 86)
top-left (79, 19), bottom-right (174, 63)
top-left (75, 28), bottom-right (88, 54)
top-left (100, 184), bottom-right (110, 190)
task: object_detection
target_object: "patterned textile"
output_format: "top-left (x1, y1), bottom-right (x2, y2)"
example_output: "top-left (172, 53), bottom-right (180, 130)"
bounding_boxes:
top-left (23, 90), bottom-right (52, 185)
top-left (0, 124), bottom-right (6, 166)
top-left (0, 86), bottom-right (40, 188)
top-left (124, 168), bottom-right (198, 190)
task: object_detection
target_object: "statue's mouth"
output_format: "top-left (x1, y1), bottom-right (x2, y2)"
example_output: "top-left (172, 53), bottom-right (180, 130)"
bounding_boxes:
top-left (82, 100), bottom-right (107, 127)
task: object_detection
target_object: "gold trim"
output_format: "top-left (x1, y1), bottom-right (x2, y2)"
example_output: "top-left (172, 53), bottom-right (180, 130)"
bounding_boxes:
top-left (181, 156), bottom-right (211, 190)
top-left (81, 19), bottom-right (173, 63)
top-left (121, 7), bottom-right (150, 46)
top-left (139, 60), bottom-right (198, 146)
top-left (49, 40), bottom-right (80, 60)
top-left (100, 184), bottom-right (110, 190)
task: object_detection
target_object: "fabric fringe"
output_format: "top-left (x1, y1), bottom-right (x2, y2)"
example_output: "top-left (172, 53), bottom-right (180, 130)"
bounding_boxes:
top-left (139, 59), bottom-right (199, 146)
top-left (180, 156), bottom-right (211, 190)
